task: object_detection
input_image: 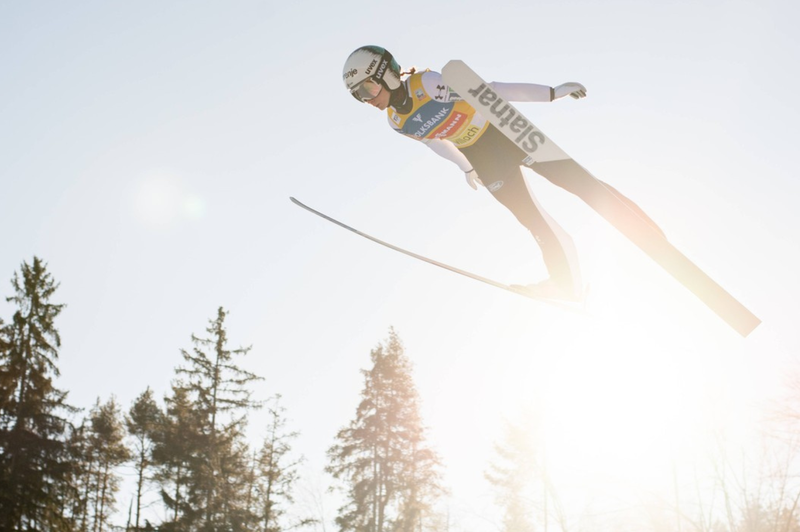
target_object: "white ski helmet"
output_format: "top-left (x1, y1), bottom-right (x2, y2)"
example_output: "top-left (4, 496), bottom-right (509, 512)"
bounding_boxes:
top-left (342, 45), bottom-right (402, 101)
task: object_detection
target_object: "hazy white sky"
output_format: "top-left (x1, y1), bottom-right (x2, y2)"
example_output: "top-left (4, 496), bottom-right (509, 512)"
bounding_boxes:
top-left (2, 0), bottom-right (799, 527)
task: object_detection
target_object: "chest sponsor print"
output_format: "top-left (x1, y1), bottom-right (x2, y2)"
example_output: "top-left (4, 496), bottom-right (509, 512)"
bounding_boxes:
top-left (399, 102), bottom-right (455, 138)
top-left (432, 111), bottom-right (468, 140)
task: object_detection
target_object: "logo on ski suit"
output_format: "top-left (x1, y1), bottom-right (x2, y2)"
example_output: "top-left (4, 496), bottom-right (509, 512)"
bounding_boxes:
top-left (387, 71), bottom-right (488, 148)
top-left (488, 181), bottom-right (504, 192)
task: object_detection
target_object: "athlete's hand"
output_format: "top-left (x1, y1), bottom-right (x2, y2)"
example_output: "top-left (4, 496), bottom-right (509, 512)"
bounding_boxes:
top-left (553, 82), bottom-right (587, 100)
top-left (465, 169), bottom-right (482, 190)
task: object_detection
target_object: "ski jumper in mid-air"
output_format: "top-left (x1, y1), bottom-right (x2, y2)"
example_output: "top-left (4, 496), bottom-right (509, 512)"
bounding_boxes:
top-left (343, 45), bottom-right (664, 301)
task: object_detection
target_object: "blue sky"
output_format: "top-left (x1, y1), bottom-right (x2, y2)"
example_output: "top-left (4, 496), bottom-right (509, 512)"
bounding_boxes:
top-left (2, 0), bottom-right (799, 527)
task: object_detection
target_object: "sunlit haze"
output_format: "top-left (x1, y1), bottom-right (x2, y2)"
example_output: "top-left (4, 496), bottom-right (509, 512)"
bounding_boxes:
top-left (1, 1), bottom-right (799, 530)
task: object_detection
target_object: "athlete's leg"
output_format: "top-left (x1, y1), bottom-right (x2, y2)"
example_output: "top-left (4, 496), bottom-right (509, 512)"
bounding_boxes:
top-left (530, 159), bottom-right (665, 239)
top-left (460, 127), bottom-right (582, 295)
top-left (486, 169), bottom-right (582, 296)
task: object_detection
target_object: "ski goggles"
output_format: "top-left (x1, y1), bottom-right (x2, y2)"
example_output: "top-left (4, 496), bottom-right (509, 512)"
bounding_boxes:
top-left (350, 77), bottom-right (383, 102)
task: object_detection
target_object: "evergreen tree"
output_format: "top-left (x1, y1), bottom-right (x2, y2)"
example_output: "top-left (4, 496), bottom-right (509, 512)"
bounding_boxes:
top-left (327, 329), bottom-right (443, 532)
top-left (86, 397), bottom-right (130, 532)
top-left (126, 387), bottom-right (162, 531)
top-left (67, 398), bottom-right (131, 532)
top-left (485, 413), bottom-right (568, 532)
top-left (0, 257), bottom-right (76, 531)
top-left (152, 384), bottom-right (201, 531)
top-left (250, 395), bottom-right (314, 532)
top-left (64, 420), bottom-right (93, 532)
top-left (0, 317), bottom-right (13, 418)
top-left (157, 307), bottom-right (263, 531)
top-left (485, 421), bottom-right (538, 532)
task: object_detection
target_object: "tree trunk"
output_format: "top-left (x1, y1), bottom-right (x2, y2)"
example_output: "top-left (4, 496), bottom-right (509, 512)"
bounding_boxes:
top-left (135, 445), bottom-right (145, 531)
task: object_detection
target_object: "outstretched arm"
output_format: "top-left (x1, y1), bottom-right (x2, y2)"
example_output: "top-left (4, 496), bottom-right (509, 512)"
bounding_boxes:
top-left (490, 81), bottom-right (587, 102)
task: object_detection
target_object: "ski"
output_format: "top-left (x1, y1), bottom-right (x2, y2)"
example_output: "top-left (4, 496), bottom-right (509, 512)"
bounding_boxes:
top-left (290, 197), bottom-right (588, 314)
top-left (441, 59), bottom-right (760, 337)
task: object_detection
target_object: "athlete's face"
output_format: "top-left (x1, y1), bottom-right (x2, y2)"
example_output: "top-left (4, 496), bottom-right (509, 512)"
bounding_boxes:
top-left (365, 85), bottom-right (390, 111)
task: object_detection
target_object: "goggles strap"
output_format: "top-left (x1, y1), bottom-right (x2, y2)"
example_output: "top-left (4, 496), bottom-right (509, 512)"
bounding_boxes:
top-left (372, 49), bottom-right (394, 85)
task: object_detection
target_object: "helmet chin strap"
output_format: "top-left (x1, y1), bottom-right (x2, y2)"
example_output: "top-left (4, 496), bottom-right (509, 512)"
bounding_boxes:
top-left (390, 83), bottom-right (412, 114)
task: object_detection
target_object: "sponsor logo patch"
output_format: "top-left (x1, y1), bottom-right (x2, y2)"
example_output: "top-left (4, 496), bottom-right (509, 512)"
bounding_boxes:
top-left (411, 106), bottom-right (451, 137)
top-left (452, 125), bottom-right (481, 146)
top-left (397, 102), bottom-right (456, 139)
top-left (488, 181), bottom-right (504, 192)
top-left (374, 58), bottom-right (389, 80)
top-left (432, 112), bottom-right (467, 139)
top-left (448, 88), bottom-right (463, 102)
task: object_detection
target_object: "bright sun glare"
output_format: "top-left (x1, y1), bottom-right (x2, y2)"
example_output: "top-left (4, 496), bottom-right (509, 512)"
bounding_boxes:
top-left (449, 271), bottom-right (752, 510)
